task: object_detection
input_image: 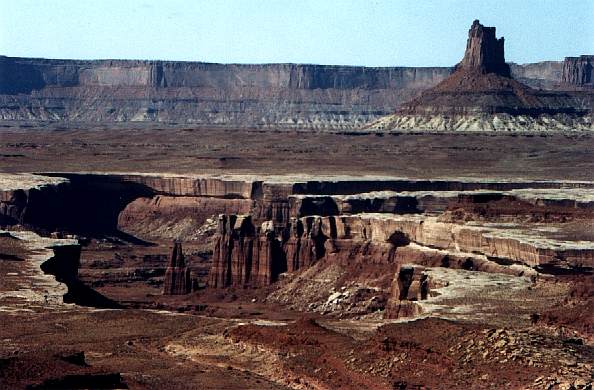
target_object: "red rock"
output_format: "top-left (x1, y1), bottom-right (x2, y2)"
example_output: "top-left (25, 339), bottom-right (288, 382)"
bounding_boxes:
top-left (372, 20), bottom-right (592, 130)
top-left (209, 215), bottom-right (286, 288)
top-left (459, 20), bottom-right (510, 77)
top-left (385, 265), bottom-right (428, 319)
top-left (163, 241), bottom-right (192, 295)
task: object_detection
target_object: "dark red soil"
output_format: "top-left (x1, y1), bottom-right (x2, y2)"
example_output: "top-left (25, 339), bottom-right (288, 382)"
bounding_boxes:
top-left (231, 316), bottom-right (593, 389)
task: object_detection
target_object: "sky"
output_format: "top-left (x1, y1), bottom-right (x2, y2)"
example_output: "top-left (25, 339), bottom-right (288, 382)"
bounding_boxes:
top-left (1, 0), bottom-right (593, 67)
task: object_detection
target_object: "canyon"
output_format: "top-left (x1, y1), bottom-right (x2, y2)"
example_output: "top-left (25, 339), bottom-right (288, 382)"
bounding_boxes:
top-left (0, 15), bottom-right (593, 390)
top-left (1, 169), bottom-right (593, 388)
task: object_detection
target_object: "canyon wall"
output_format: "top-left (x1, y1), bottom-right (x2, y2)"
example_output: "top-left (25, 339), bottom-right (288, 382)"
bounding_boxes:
top-left (509, 61), bottom-right (563, 89)
top-left (3, 172), bottom-right (594, 318)
top-left (562, 55), bottom-right (594, 88)
top-left (0, 55), bottom-right (578, 128)
top-left (210, 211), bottom-right (594, 290)
top-left (0, 56), bottom-right (452, 128)
top-left (4, 172), bottom-right (594, 234)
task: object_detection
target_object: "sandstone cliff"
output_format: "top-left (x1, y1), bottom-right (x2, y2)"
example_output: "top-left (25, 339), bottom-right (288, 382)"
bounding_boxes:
top-left (209, 215), bottom-right (286, 288)
top-left (458, 20), bottom-right (510, 76)
top-left (509, 61), bottom-right (563, 89)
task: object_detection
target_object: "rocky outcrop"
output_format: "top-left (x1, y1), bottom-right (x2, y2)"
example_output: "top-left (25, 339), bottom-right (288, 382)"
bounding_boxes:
top-left (118, 195), bottom-right (253, 240)
top-left (116, 174), bottom-right (260, 198)
top-left (562, 55), bottom-right (593, 88)
top-left (4, 172), bottom-right (594, 235)
top-left (0, 174), bottom-right (70, 230)
top-left (369, 20), bottom-right (593, 132)
top-left (509, 61), bottom-right (563, 89)
top-left (385, 265), bottom-right (429, 318)
top-left (284, 217), bottom-right (329, 273)
top-left (163, 242), bottom-right (192, 295)
top-left (210, 210), bottom-right (594, 288)
top-left (1, 229), bottom-right (119, 308)
top-left (459, 20), bottom-right (510, 76)
top-left (209, 215), bottom-right (286, 288)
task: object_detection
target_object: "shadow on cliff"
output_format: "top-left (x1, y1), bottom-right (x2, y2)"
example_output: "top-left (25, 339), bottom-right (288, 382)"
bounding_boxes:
top-left (31, 173), bottom-right (157, 244)
top-left (41, 244), bottom-right (122, 309)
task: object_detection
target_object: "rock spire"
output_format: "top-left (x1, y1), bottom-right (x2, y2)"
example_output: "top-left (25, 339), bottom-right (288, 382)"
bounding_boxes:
top-left (458, 19), bottom-right (510, 77)
top-left (163, 241), bottom-right (192, 295)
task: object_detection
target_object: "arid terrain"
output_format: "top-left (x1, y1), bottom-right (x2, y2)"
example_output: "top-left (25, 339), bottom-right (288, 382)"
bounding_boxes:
top-left (1, 128), bottom-right (593, 389)
top-left (1, 17), bottom-right (593, 390)
top-left (1, 124), bottom-right (594, 180)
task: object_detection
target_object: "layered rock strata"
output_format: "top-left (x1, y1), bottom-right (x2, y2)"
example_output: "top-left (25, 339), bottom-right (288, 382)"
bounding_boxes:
top-left (118, 195), bottom-right (253, 240)
top-left (4, 172), bottom-right (594, 236)
top-left (0, 53), bottom-right (587, 128)
top-left (0, 56), bottom-right (454, 128)
top-left (163, 242), bottom-right (192, 295)
top-left (369, 20), bottom-right (593, 132)
top-left (3, 172), bottom-right (593, 321)
top-left (209, 211), bottom-right (593, 289)
top-left (508, 61), bottom-right (563, 89)
top-left (385, 265), bottom-right (429, 318)
top-left (562, 55), bottom-right (593, 88)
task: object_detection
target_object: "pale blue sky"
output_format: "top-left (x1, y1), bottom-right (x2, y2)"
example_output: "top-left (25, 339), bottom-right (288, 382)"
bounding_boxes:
top-left (1, 0), bottom-right (592, 66)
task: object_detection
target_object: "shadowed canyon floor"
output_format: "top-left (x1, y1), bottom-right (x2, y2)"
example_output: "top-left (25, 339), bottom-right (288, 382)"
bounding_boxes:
top-left (1, 126), bottom-right (593, 389)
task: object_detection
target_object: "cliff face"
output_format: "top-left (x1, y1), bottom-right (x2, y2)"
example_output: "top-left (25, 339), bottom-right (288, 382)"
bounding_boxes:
top-left (562, 55), bottom-right (594, 88)
top-left (3, 172), bottom-right (594, 322)
top-left (509, 61), bottom-right (563, 89)
top-left (458, 20), bottom-right (510, 77)
top-left (210, 215), bottom-right (286, 288)
top-left (209, 210), bottom-right (594, 290)
top-left (0, 56), bottom-right (454, 128)
top-left (0, 57), bottom-right (452, 92)
top-left (0, 54), bottom-right (583, 129)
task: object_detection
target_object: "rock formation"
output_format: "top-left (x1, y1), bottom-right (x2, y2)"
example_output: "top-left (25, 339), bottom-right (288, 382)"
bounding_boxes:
top-left (385, 265), bottom-right (429, 318)
top-left (0, 56), bottom-right (453, 128)
top-left (206, 175), bottom-right (594, 289)
top-left (458, 20), bottom-right (510, 77)
top-left (508, 61), bottom-right (564, 89)
top-left (163, 241), bottom-right (192, 295)
top-left (0, 53), bottom-right (586, 129)
top-left (118, 195), bottom-right (252, 241)
top-left (209, 215), bottom-right (286, 288)
top-left (562, 55), bottom-right (593, 87)
top-left (369, 20), bottom-right (593, 132)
